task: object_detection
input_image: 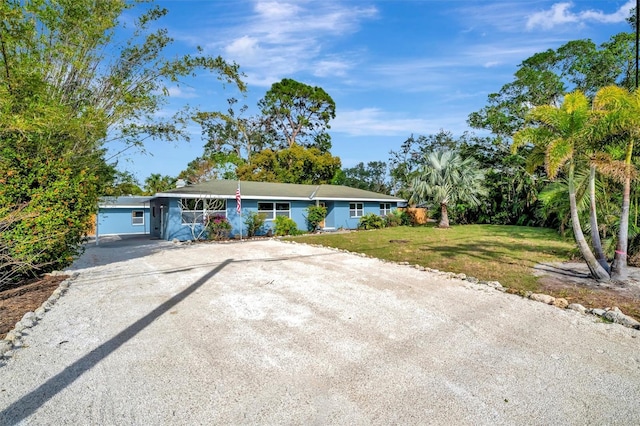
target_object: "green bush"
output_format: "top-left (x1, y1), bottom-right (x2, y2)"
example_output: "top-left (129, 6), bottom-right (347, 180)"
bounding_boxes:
top-left (305, 205), bottom-right (327, 231)
top-left (244, 211), bottom-right (266, 237)
top-left (384, 209), bottom-right (413, 227)
top-left (206, 214), bottom-right (232, 240)
top-left (274, 216), bottom-right (300, 236)
top-left (358, 213), bottom-right (385, 230)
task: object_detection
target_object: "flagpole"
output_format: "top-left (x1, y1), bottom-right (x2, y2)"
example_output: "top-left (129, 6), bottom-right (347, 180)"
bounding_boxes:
top-left (236, 181), bottom-right (242, 241)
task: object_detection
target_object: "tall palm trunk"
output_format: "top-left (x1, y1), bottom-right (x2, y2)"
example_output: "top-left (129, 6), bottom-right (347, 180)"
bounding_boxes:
top-left (589, 165), bottom-right (610, 273)
top-left (568, 163), bottom-right (610, 281)
top-left (439, 203), bottom-right (450, 228)
top-left (611, 141), bottom-right (634, 280)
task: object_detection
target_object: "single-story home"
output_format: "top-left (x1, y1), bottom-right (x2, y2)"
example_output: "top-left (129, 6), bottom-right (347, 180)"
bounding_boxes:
top-left (96, 180), bottom-right (404, 241)
top-left (96, 196), bottom-right (152, 237)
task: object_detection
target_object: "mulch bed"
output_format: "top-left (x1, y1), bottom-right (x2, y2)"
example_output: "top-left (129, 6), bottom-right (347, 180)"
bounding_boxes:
top-left (0, 275), bottom-right (68, 339)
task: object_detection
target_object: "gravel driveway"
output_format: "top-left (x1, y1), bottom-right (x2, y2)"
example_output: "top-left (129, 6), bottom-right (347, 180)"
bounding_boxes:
top-left (1, 237), bottom-right (639, 425)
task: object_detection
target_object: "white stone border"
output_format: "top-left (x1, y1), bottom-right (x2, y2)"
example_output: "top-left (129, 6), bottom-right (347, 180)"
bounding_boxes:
top-left (0, 272), bottom-right (79, 362)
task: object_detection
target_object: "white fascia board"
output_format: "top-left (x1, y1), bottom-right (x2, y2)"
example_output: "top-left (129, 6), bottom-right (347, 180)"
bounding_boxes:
top-left (98, 204), bottom-right (150, 209)
top-left (313, 197), bottom-right (404, 202)
top-left (154, 193), bottom-right (311, 201)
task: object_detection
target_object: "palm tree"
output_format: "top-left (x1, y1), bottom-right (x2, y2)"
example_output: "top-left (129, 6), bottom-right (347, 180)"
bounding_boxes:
top-left (409, 151), bottom-right (487, 228)
top-left (513, 91), bottom-right (610, 281)
top-left (144, 173), bottom-right (176, 195)
top-left (590, 86), bottom-right (640, 280)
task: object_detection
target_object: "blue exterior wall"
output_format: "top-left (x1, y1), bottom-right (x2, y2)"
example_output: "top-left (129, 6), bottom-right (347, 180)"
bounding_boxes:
top-left (97, 207), bottom-right (150, 236)
top-left (158, 196), bottom-right (398, 241)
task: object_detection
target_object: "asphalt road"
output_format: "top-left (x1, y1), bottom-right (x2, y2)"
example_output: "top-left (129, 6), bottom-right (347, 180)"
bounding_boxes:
top-left (1, 237), bottom-right (639, 425)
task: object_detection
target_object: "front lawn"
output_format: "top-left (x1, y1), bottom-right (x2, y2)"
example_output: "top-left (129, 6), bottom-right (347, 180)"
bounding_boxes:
top-left (291, 224), bottom-right (575, 292)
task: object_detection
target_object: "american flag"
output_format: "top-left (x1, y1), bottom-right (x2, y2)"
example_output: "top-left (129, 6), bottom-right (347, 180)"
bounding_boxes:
top-left (236, 184), bottom-right (241, 214)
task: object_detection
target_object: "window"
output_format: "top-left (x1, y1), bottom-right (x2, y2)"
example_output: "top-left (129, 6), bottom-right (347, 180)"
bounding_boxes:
top-left (349, 202), bottom-right (363, 218)
top-left (380, 203), bottom-right (392, 216)
top-left (132, 210), bottom-right (144, 226)
top-left (258, 202), bottom-right (290, 220)
top-left (180, 198), bottom-right (226, 224)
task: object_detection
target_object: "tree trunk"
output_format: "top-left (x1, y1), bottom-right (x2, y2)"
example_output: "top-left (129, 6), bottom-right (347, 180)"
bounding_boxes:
top-left (439, 203), bottom-right (450, 228)
top-left (589, 165), bottom-right (610, 273)
top-left (568, 163), bottom-right (610, 281)
top-left (611, 141), bottom-right (633, 281)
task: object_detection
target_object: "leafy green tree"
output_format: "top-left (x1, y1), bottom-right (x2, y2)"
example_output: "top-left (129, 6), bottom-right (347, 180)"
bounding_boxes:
top-left (589, 86), bottom-right (640, 280)
top-left (258, 78), bottom-right (336, 151)
top-left (410, 151), bottom-right (487, 228)
top-left (236, 145), bottom-right (341, 184)
top-left (341, 161), bottom-right (390, 194)
top-left (194, 98), bottom-right (273, 164)
top-left (513, 91), bottom-right (610, 281)
top-left (104, 171), bottom-right (144, 196)
top-left (469, 32), bottom-right (636, 138)
top-left (178, 152), bottom-right (244, 184)
top-left (389, 131), bottom-right (464, 198)
top-left (144, 174), bottom-right (176, 195)
top-left (0, 0), bottom-right (242, 283)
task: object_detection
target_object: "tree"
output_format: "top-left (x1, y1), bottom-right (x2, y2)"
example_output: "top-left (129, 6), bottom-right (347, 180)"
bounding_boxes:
top-left (178, 152), bottom-right (243, 184)
top-left (513, 91), bottom-right (610, 281)
top-left (590, 86), bottom-right (640, 280)
top-left (389, 131), bottom-right (460, 198)
top-left (469, 33), bottom-right (636, 138)
top-left (194, 98), bottom-right (273, 164)
top-left (340, 161), bottom-right (390, 194)
top-left (409, 151), bottom-right (487, 228)
top-left (144, 174), bottom-right (176, 195)
top-left (236, 145), bottom-right (341, 185)
top-left (104, 171), bottom-right (144, 196)
top-left (258, 78), bottom-right (336, 151)
top-left (0, 1), bottom-right (242, 283)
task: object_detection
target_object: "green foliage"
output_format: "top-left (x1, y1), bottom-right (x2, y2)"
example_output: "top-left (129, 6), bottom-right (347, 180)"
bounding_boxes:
top-left (341, 161), bottom-right (390, 194)
top-left (144, 174), bottom-right (177, 195)
top-left (244, 211), bottom-right (266, 238)
top-left (305, 205), bottom-right (328, 231)
top-left (178, 152), bottom-right (244, 184)
top-left (273, 216), bottom-right (301, 236)
top-left (236, 145), bottom-right (341, 184)
top-left (259, 78), bottom-right (336, 151)
top-left (384, 209), bottom-right (409, 227)
top-left (358, 213), bottom-right (385, 230)
top-left (206, 214), bottom-right (232, 241)
top-left (410, 150), bottom-right (488, 228)
top-left (104, 171), bottom-right (143, 196)
top-left (0, 0), bottom-right (242, 286)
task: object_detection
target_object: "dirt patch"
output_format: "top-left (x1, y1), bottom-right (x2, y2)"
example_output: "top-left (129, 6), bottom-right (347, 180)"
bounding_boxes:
top-left (534, 262), bottom-right (640, 321)
top-left (0, 275), bottom-right (68, 339)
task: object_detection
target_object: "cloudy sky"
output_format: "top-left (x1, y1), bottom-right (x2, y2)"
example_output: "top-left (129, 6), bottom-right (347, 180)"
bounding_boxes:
top-left (110, 0), bottom-right (635, 182)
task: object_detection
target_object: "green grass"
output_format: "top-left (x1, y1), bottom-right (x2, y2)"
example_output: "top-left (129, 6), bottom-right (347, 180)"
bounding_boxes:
top-left (290, 224), bottom-right (576, 292)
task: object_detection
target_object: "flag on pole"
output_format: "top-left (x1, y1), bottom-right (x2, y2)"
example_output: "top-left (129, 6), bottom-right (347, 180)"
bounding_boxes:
top-left (236, 183), bottom-right (241, 214)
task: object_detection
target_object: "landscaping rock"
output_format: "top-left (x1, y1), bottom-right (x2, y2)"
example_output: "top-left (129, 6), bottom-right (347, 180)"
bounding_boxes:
top-left (0, 340), bottom-right (12, 356)
top-left (567, 303), bottom-right (587, 314)
top-left (552, 298), bottom-right (569, 309)
top-left (530, 293), bottom-right (556, 304)
top-left (603, 308), bottom-right (640, 329)
top-left (591, 308), bottom-right (607, 317)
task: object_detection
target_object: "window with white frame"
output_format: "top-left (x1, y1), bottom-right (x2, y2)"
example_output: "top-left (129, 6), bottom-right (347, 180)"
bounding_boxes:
top-left (349, 202), bottom-right (364, 218)
top-left (257, 202), bottom-right (290, 220)
top-left (180, 198), bottom-right (226, 225)
top-left (380, 203), bottom-right (392, 216)
top-left (132, 210), bottom-right (144, 226)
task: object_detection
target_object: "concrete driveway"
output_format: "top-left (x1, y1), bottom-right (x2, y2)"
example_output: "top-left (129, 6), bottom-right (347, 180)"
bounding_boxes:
top-left (1, 238), bottom-right (639, 424)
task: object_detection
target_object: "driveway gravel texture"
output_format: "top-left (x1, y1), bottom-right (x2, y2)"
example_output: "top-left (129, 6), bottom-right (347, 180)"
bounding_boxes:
top-left (1, 237), bottom-right (639, 425)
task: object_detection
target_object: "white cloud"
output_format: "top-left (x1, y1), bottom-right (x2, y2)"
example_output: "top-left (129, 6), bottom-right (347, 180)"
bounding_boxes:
top-left (196, 1), bottom-right (378, 85)
top-left (331, 108), bottom-right (464, 137)
top-left (166, 86), bottom-right (199, 99)
top-left (526, 1), bottom-right (634, 30)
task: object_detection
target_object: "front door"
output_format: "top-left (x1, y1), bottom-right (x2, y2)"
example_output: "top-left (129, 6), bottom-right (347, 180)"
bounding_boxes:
top-left (319, 202), bottom-right (326, 228)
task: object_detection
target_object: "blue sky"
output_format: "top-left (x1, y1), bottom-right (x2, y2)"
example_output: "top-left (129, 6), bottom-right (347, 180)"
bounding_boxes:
top-left (109, 0), bottom-right (636, 183)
